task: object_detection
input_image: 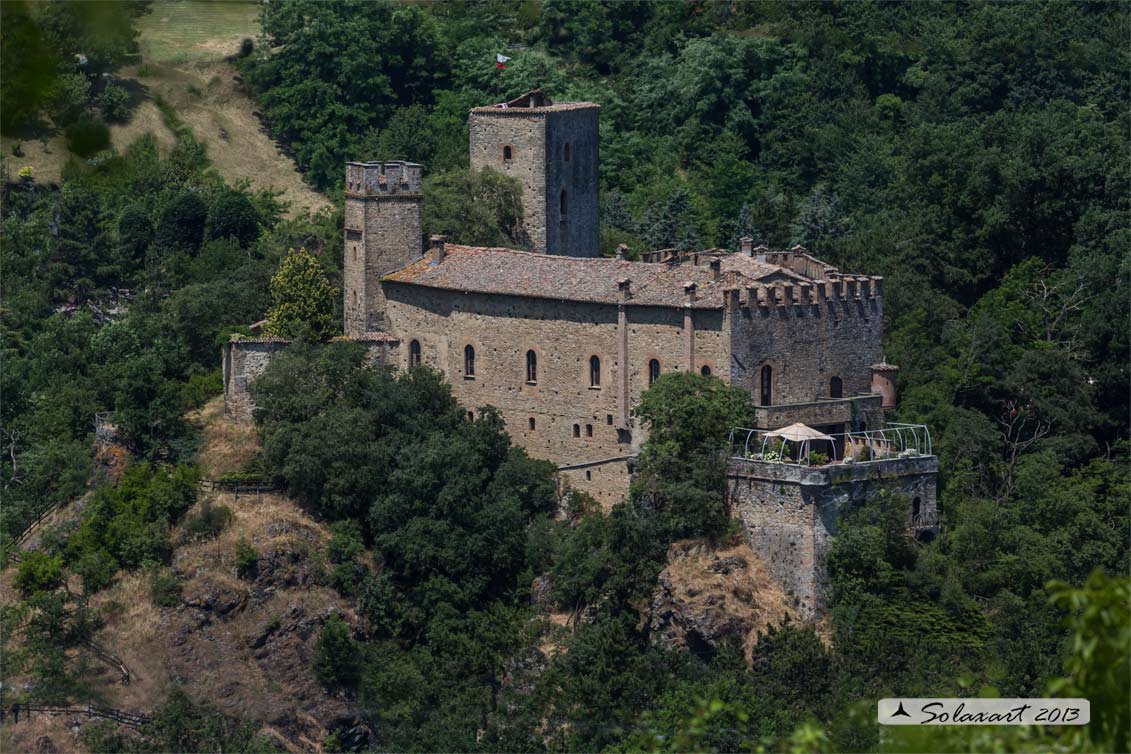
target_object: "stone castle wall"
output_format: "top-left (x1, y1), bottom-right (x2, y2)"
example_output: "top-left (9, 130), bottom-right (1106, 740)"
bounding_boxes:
top-left (544, 108), bottom-right (600, 257)
top-left (470, 112), bottom-right (549, 253)
top-left (382, 283), bottom-right (726, 506)
top-left (222, 338), bottom-right (289, 422)
top-left (728, 285), bottom-right (884, 408)
top-left (726, 455), bottom-right (938, 617)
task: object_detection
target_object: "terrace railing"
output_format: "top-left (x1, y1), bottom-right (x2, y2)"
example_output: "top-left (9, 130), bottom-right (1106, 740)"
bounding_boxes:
top-left (727, 423), bottom-right (932, 467)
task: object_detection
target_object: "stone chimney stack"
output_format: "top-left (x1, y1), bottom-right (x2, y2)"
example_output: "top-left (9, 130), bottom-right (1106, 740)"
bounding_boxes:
top-left (753, 243), bottom-right (769, 263)
top-left (429, 234), bottom-right (447, 263)
top-left (740, 237), bottom-right (754, 256)
top-left (615, 244), bottom-right (628, 260)
top-left (709, 257), bottom-right (721, 280)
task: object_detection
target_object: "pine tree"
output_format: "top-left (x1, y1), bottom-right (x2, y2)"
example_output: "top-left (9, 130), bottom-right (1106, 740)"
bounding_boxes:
top-left (727, 202), bottom-right (763, 252)
top-left (789, 183), bottom-right (850, 252)
top-left (263, 247), bottom-right (338, 340)
top-left (642, 188), bottom-right (701, 251)
top-left (49, 185), bottom-right (108, 301)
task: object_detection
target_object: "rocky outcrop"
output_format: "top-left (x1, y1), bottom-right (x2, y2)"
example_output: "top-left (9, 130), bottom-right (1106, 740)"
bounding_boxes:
top-left (644, 540), bottom-right (795, 663)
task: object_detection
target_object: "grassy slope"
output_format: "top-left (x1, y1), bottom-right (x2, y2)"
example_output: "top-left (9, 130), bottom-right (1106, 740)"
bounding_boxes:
top-left (2, 0), bottom-right (330, 217)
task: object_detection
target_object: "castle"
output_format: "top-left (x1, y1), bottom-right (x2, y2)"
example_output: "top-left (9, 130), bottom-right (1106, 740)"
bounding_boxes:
top-left (224, 90), bottom-right (938, 616)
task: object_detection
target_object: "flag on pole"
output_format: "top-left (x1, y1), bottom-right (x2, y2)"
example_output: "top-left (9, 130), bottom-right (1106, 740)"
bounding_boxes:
top-left (496, 53), bottom-right (511, 70)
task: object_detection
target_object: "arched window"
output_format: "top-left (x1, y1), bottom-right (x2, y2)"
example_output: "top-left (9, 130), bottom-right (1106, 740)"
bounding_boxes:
top-left (585, 424), bottom-right (593, 437)
top-left (760, 365), bottom-right (772, 406)
top-left (528, 417), bottom-right (536, 430)
top-left (560, 189), bottom-right (568, 217)
top-left (526, 350), bottom-right (537, 383)
top-left (648, 359), bottom-right (661, 386)
top-left (585, 470), bottom-right (592, 481)
top-left (589, 355), bottom-right (601, 387)
top-left (573, 424), bottom-right (581, 438)
top-left (352, 247), bottom-right (357, 262)
top-left (829, 375), bottom-right (843, 399)
top-left (503, 145), bottom-right (513, 161)
top-left (464, 344), bottom-right (476, 377)
top-left (409, 339), bottom-right (422, 368)
top-left (700, 365), bottom-right (712, 377)
top-left (564, 143), bottom-right (571, 162)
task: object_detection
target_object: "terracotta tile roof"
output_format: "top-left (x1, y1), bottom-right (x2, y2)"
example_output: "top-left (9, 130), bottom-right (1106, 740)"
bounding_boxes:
top-left (383, 246), bottom-right (814, 309)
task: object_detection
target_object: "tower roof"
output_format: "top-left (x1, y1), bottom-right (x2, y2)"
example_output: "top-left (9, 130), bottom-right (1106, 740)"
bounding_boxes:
top-left (471, 88), bottom-right (599, 115)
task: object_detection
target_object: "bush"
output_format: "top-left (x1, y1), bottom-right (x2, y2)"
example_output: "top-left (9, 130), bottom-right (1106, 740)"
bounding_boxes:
top-left (182, 503), bottom-right (234, 542)
top-left (15, 551), bottom-right (64, 595)
top-left (66, 114), bottom-right (111, 157)
top-left (149, 566), bottom-right (182, 607)
top-left (327, 520), bottom-right (364, 564)
top-left (75, 549), bottom-right (118, 594)
top-left (808, 451), bottom-right (829, 466)
top-left (235, 537), bottom-right (258, 579)
top-left (98, 83), bottom-right (132, 123)
top-left (239, 38), bottom-right (254, 58)
top-left (314, 614), bottom-right (359, 687)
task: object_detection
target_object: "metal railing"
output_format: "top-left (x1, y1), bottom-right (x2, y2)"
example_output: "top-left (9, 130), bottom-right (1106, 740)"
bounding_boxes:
top-left (727, 423), bottom-right (932, 466)
top-left (1, 702), bottom-right (150, 728)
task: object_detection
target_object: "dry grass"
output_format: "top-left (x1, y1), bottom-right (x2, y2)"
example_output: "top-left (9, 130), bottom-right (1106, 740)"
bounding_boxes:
top-left (662, 539), bottom-right (797, 666)
top-left (191, 397), bottom-right (261, 478)
top-left (0, 709), bottom-right (90, 754)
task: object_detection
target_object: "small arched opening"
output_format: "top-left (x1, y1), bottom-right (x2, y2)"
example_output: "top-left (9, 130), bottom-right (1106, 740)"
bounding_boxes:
top-left (589, 355), bottom-right (601, 387)
top-left (464, 344), bottom-right (476, 377)
top-left (830, 375), bottom-right (843, 399)
top-left (526, 350), bottom-right (537, 383)
top-left (409, 339), bottom-right (422, 368)
top-left (560, 189), bottom-right (568, 217)
top-left (648, 359), bottom-right (661, 386)
top-left (700, 365), bottom-right (712, 377)
top-left (502, 145), bottom-right (513, 161)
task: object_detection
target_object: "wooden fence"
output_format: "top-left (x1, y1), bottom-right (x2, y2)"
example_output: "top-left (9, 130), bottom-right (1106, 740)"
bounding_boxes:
top-left (198, 478), bottom-right (279, 500)
top-left (1, 702), bottom-right (150, 728)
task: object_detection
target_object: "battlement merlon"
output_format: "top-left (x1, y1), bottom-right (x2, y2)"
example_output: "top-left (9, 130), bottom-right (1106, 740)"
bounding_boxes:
top-left (344, 161), bottom-right (423, 197)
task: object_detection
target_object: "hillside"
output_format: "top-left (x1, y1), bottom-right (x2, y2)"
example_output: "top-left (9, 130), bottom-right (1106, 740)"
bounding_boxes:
top-left (0, 400), bottom-right (362, 753)
top-left (1, 0), bottom-right (329, 216)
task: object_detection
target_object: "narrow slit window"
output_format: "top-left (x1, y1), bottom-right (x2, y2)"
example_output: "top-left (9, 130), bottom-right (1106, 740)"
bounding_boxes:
top-left (760, 365), bottom-right (772, 406)
top-left (589, 355), bottom-right (601, 387)
top-left (503, 145), bottom-right (513, 161)
top-left (648, 359), bottom-right (660, 386)
top-left (564, 143), bottom-right (571, 162)
top-left (585, 424), bottom-right (593, 437)
top-left (464, 345), bottom-right (476, 377)
top-left (528, 417), bottom-right (536, 430)
top-left (410, 340), bottom-right (422, 368)
top-left (573, 424), bottom-right (581, 438)
top-left (526, 350), bottom-right (537, 383)
top-left (560, 189), bottom-right (568, 217)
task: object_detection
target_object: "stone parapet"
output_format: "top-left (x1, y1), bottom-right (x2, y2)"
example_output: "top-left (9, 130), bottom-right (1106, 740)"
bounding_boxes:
top-left (752, 394), bottom-right (884, 430)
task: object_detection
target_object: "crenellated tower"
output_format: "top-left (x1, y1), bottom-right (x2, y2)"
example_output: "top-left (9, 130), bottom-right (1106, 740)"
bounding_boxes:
top-left (343, 161), bottom-right (423, 336)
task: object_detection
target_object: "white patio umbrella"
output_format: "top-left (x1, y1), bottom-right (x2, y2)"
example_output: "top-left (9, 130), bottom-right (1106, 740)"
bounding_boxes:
top-left (763, 423), bottom-right (834, 465)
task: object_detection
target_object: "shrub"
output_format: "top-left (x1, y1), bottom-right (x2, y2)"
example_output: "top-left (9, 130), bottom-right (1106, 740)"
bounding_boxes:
top-left (182, 503), bottom-right (234, 542)
top-left (98, 83), bottom-right (131, 123)
top-left (314, 614), bottom-right (359, 687)
top-left (66, 114), bottom-right (111, 157)
top-left (808, 451), bottom-right (829, 466)
top-left (327, 520), bottom-right (364, 564)
top-left (149, 566), bottom-right (182, 607)
top-left (239, 38), bottom-right (254, 58)
top-left (235, 537), bottom-right (258, 579)
top-left (75, 549), bottom-right (118, 594)
top-left (15, 552), bottom-right (64, 595)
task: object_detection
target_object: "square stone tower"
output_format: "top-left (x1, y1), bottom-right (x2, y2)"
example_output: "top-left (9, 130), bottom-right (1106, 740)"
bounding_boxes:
top-left (343, 161), bottom-right (423, 336)
top-left (469, 90), bottom-right (599, 257)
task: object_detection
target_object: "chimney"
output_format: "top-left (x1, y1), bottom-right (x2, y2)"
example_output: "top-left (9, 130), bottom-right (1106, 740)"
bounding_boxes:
top-left (753, 243), bottom-right (769, 263)
top-left (617, 277), bottom-right (631, 298)
top-left (709, 257), bottom-right (721, 280)
top-left (739, 237), bottom-right (754, 256)
top-left (428, 234), bottom-right (447, 263)
top-left (615, 244), bottom-right (628, 261)
top-left (870, 359), bottom-right (900, 409)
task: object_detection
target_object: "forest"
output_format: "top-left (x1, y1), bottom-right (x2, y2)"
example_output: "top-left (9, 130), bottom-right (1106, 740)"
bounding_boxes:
top-left (1, 1), bottom-right (1128, 753)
